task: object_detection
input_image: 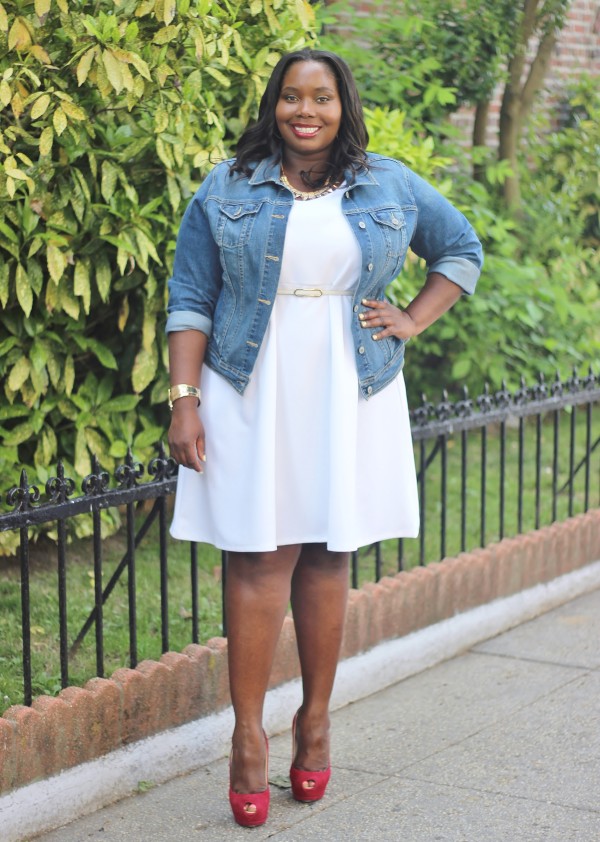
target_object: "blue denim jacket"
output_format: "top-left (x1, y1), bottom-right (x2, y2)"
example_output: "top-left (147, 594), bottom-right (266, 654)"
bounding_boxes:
top-left (166, 152), bottom-right (483, 398)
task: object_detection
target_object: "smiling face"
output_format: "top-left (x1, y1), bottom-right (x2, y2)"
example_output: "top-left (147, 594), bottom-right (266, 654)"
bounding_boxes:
top-left (275, 60), bottom-right (342, 166)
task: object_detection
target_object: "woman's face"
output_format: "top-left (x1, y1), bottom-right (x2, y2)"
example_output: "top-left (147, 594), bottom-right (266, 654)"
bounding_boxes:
top-left (275, 60), bottom-right (342, 162)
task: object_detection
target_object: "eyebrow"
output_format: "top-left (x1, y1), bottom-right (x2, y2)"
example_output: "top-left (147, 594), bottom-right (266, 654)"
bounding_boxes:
top-left (281, 86), bottom-right (336, 94)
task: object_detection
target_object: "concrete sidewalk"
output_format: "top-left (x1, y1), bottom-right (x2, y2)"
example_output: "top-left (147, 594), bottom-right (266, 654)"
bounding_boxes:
top-left (33, 586), bottom-right (600, 842)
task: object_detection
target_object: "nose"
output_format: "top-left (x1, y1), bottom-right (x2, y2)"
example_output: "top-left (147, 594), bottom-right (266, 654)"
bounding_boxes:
top-left (296, 97), bottom-right (315, 117)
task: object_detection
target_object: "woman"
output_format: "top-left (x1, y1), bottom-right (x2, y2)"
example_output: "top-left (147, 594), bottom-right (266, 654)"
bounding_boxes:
top-left (166, 49), bottom-right (482, 827)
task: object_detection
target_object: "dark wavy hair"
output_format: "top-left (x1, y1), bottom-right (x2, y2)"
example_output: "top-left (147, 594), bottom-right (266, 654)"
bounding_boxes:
top-left (230, 49), bottom-right (369, 186)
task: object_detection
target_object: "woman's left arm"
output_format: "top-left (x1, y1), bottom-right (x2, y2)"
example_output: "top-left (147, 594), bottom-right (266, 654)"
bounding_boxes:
top-left (360, 167), bottom-right (483, 341)
top-left (359, 272), bottom-right (462, 341)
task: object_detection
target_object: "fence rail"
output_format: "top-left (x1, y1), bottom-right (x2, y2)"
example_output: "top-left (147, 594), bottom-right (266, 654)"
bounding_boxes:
top-left (1, 368), bottom-right (599, 707)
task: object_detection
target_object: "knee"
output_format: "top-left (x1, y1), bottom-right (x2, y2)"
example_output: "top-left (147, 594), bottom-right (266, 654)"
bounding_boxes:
top-left (297, 544), bottom-right (350, 572)
top-left (227, 545), bottom-right (301, 580)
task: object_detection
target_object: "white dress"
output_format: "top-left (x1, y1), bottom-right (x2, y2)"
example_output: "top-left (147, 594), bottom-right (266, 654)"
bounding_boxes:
top-left (170, 186), bottom-right (419, 552)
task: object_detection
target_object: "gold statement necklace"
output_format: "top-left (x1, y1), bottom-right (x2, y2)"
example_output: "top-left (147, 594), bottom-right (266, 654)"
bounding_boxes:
top-left (280, 166), bottom-right (340, 201)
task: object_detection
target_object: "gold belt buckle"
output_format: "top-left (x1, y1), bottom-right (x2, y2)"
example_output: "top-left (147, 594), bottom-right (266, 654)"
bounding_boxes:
top-left (294, 288), bottom-right (322, 297)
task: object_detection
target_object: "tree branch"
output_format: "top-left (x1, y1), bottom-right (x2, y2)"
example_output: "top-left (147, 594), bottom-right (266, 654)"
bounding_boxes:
top-left (519, 26), bottom-right (559, 124)
top-left (508, 0), bottom-right (541, 93)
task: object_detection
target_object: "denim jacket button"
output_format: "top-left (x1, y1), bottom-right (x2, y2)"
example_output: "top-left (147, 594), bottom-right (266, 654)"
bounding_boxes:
top-left (358, 221), bottom-right (366, 229)
top-left (353, 304), bottom-right (359, 312)
top-left (367, 263), bottom-right (373, 272)
top-left (358, 346), bottom-right (365, 354)
top-left (367, 386), bottom-right (373, 395)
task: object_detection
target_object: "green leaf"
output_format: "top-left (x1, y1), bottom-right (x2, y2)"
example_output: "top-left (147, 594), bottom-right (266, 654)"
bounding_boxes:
top-left (64, 354), bottom-right (75, 396)
top-left (102, 395), bottom-right (140, 412)
top-left (127, 51), bottom-right (152, 81)
top-left (47, 243), bottom-right (67, 284)
top-left (102, 49), bottom-right (124, 94)
top-left (451, 358), bottom-right (472, 380)
top-left (131, 346), bottom-right (157, 393)
top-left (109, 440), bottom-right (128, 458)
top-left (29, 340), bottom-right (48, 372)
top-left (0, 261), bottom-right (11, 307)
top-left (75, 426), bottom-right (91, 477)
top-left (153, 24), bottom-right (181, 45)
top-left (85, 338), bottom-right (118, 370)
top-left (3, 420), bottom-right (34, 446)
top-left (58, 281), bottom-right (80, 320)
top-left (74, 260), bottom-right (91, 314)
top-left (204, 65), bottom-right (230, 88)
top-left (166, 174), bottom-right (180, 210)
top-left (27, 258), bottom-right (43, 295)
top-left (31, 93), bottom-right (51, 120)
top-left (15, 264), bottom-right (33, 316)
top-left (35, 427), bottom-right (57, 467)
top-left (101, 160), bottom-right (119, 202)
top-left (77, 47), bottom-right (96, 86)
top-left (134, 424), bottom-right (164, 449)
top-left (85, 427), bottom-right (108, 459)
top-left (39, 125), bottom-right (53, 156)
top-left (53, 107), bottom-right (67, 136)
top-left (7, 357), bottom-right (31, 391)
top-left (95, 254), bottom-right (112, 302)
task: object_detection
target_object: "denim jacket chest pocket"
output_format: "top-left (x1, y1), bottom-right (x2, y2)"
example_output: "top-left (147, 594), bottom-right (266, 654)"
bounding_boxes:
top-left (368, 208), bottom-right (407, 258)
top-left (215, 201), bottom-right (264, 249)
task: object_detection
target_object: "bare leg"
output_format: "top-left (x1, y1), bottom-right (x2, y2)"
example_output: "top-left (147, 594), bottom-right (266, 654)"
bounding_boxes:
top-left (226, 545), bottom-right (301, 796)
top-left (290, 544), bottom-right (349, 777)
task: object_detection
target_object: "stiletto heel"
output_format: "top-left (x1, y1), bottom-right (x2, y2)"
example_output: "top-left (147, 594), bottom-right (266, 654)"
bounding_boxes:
top-left (289, 710), bottom-right (331, 803)
top-left (229, 731), bottom-right (270, 827)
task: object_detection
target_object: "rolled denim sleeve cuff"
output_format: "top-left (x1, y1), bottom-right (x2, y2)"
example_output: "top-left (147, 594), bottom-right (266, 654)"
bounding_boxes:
top-left (165, 310), bottom-right (213, 337)
top-left (427, 256), bottom-right (480, 295)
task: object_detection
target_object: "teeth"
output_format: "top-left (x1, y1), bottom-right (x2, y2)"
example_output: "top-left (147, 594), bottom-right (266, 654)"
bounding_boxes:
top-left (294, 126), bottom-right (319, 135)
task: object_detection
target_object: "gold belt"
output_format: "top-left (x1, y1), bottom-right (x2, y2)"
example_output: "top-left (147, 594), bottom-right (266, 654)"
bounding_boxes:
top-left (276, 288), bottom-right (353, 297)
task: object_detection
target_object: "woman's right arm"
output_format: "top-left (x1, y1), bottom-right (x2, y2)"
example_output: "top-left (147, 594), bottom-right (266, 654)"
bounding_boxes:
top-left (167, 329), bottom-right (208, 472)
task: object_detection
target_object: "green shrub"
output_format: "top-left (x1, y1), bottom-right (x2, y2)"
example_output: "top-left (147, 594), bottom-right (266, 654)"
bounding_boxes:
top-left (0, 0), bottom-right (316, 551)
top-left (363, 103), bottom-right (599, 401)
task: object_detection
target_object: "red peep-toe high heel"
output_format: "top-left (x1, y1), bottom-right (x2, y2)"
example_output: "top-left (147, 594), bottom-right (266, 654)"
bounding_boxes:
top-left (289, 710), bottom-right (331, 803)
top-left (228, 731), bottom-right (270, 827)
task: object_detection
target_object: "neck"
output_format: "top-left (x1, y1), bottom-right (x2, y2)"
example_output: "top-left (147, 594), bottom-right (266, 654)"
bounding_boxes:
top-left (281, 152), bottom-right (331, 186)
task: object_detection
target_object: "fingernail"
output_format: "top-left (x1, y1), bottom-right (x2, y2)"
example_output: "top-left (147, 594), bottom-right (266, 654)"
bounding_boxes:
top-left (359, 313), bottom-right (366, 321)
top-left (372, 334), bottom-right (379, 340)
top-left (201, 454), bottom-right (207, 462)
top-left (362, 298), bottom-right (368, 305)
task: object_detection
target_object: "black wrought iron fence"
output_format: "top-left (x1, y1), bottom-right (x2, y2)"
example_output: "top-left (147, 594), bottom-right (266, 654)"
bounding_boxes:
top-left (1, 368), bottom-right (598, 707)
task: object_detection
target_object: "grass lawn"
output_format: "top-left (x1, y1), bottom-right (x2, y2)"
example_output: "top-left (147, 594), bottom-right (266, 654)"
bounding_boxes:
top-left (0, 410), bottom-right (597, 713)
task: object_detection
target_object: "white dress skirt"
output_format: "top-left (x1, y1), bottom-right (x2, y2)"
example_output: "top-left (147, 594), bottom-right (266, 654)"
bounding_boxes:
top-left (170, 186), bottom-right (419, 552)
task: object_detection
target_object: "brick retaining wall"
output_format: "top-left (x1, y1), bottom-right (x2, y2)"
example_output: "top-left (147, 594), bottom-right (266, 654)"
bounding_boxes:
top-left (0, 509), bottom-right (598, 795)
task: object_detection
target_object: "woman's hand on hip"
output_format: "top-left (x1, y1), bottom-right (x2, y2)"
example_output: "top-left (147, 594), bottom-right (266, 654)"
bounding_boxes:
top-left (168, 400), bottom-right (207, 473)
top-left (359, 298), bottom-right (419, 341)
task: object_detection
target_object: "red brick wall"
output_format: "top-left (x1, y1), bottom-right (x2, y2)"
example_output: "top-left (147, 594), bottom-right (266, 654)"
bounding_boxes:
top-left (325, 0), bottom-right (600, 144)
top-left (453, 0), bottom-right (600, 144)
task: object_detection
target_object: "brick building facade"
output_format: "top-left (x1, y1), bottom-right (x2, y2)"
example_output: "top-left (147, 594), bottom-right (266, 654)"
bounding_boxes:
top-left (334, 0), bottom-right (600, 143)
